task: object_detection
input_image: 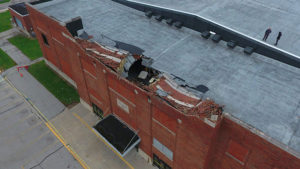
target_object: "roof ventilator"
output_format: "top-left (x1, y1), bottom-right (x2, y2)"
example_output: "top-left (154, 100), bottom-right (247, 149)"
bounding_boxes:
top-left (201, 31), bottom-right (211, 39)
top-left (244, 46), bottom-right (254, 55)
top-left (166, 18), bottom-right (174, 25)
top-left (212, 34), bottom-right (222, 43)
top-left (155, 15), bottom-right (163, 21)
top-left (227, 40), bottom-right (237, 48)
top-left (174, 21), bottom-right (183, 28)
top-left (66, 17), bottom-right (83, 37)
top-left (145, 11), bottom-right (153, 18)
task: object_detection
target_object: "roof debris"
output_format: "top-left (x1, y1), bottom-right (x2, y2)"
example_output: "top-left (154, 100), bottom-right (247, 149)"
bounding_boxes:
top-left (77, 38), bottom-right (223, 120)
top-left (77, 39), bottom-right (127, 70)
top-left (151, 75), bottom-right (223, 118)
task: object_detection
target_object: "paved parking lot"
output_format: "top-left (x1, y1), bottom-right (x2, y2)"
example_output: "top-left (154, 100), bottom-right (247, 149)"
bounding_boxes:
top-left (0, 76), bottom-right (82, 169)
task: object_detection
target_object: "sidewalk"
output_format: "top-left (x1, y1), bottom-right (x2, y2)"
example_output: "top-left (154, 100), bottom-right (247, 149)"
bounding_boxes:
top-left (0, 28), bottom-right (65, 120)
top-left (0, 28), bottom-right (31, 65)
top-left (51, 103), bottom-right (157, 169)
top-left (4, 69), bottom-right (65, 120)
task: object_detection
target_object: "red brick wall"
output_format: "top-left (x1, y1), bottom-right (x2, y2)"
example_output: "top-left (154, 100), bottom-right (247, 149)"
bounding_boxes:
top-left (9, 9), bottom-right (32, 32)
top-left (27, 4), bottom-right (300, 169)
top-left (27, 4), bottom-right (90, 104)
top-left (209, 118), bottom-right (300, 169)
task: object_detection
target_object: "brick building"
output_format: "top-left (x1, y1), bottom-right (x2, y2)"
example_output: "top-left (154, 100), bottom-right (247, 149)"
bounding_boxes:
top-left (16, 0), bottom-right (300, 168)
top-left (9, 2), bottom-right (33, 35)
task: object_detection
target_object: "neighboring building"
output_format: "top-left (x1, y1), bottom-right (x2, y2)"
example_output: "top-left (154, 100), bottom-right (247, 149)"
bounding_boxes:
top-left (17, 0), bottom-right (300, 168)
top-left (9, 2), bottom-right (32, 34)
top-left (8, 0), bottom-right (51, 35)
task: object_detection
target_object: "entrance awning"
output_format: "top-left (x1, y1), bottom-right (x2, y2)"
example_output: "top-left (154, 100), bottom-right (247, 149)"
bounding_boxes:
top-left (93, 114), bottom-right (140, 157)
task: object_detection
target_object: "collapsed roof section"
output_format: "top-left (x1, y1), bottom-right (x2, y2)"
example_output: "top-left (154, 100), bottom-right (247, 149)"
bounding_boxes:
top-left (77, 36), bottom-right (223, 122)
top-left (151, 74), bottom-right (222, 119)
top-left (77, 38), bottom-right (128, 70)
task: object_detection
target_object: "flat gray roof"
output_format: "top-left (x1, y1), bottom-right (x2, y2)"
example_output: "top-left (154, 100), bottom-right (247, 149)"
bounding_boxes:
top-left (135, 0), bottom-right (300, 57)
top-left (33, 0), bottom-right (300, 154)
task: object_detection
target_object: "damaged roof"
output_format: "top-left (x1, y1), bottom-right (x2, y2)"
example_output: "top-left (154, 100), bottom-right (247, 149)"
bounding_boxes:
top-left (32, 0), bottom-right (300, 154)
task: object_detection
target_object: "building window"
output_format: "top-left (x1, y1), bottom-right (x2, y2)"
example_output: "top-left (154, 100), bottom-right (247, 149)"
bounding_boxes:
top-left (92, 103), bottom-right (103, 119)
top-left (226, 140), bottom-right (249, 165)
top-left (14, 17), bottom-right (24, 29)
top-left (41, 33), bottom-right (49, 46)
top-left (153, 154), bottom-right (172, 169)
top-left (153, 138), bottom-right (173, 161)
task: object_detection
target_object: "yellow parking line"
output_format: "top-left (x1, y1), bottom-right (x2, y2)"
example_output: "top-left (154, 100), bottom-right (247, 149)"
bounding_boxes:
top-left (45, 122), bottom-right (90, 169)
top-left (72, 112), bottom-right (135, 169)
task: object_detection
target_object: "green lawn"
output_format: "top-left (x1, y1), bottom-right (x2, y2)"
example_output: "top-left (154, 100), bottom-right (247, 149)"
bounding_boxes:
top-left (0, 0), bottom-right (10, 4)
top-left (8, 35), bottom-right (43, 61)
top-left (28, 61), bottom-right (79, 106)
top-left (0, 10), bottom-right (12, 32)
top-left (0, 48), bottom-right (16, 70)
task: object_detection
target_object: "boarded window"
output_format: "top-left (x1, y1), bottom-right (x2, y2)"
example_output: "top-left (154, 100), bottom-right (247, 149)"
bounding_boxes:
top-left (153, 138), bottom-right (173, 160)
top-left (226, 140), bottom-right (249, 164)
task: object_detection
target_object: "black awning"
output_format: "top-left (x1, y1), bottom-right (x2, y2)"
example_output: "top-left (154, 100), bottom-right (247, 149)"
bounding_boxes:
top-left (93, 114), bottom-right (140, 157)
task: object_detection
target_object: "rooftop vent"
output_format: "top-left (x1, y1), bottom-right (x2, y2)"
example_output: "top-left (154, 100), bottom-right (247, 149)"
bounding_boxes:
top-left (212, 34), bottom-right (222, 43)
top-left (174, 21), bottom-right (183, 28)
top-left (155, 15), bottom-right (163, 21)
top-left (145, 11), bottom-right (153, 18)
top-left (244, 46), bottom-right (254, 55)
top-left (166, 18), bottom-right (174, 25)
top-left (201, 31), bottom-right (211, 39)
top-left (66, 17), bottom-right (83, 37)
top-left (227, 40), bottom-right (237, 48)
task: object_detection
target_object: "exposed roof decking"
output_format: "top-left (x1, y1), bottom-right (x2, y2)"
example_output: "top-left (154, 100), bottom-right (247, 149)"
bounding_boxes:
top-left (32, 0), bottom-right (300, 154)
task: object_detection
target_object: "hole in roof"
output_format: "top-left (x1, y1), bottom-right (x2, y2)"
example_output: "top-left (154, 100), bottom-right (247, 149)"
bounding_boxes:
top-left (127, 59), bottom-right (159, 85)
